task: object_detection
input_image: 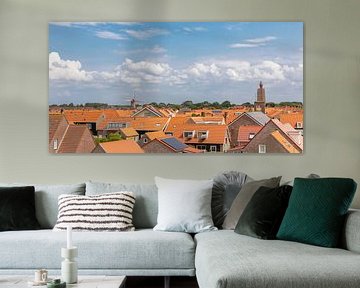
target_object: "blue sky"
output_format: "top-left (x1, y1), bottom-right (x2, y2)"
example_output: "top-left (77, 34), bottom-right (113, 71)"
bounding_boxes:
top-left (49, 22), bottom-right (303, 105)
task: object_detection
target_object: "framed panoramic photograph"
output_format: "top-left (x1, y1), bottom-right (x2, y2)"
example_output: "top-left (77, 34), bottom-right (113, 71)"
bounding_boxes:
top-left (49, 22), bottom-right (303, 154)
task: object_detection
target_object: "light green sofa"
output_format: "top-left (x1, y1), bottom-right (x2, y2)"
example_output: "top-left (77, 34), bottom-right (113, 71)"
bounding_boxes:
top-left (0, 181), bottom-right (359, 288)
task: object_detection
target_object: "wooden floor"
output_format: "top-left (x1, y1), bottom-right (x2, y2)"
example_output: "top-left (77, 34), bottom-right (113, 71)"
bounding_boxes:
top-left (126, 276), bottom-right (199, 288)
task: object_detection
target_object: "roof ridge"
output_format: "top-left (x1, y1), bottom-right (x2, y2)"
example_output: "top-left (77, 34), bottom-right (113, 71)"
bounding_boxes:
top-left (56, 124), bottom-right (70, 154)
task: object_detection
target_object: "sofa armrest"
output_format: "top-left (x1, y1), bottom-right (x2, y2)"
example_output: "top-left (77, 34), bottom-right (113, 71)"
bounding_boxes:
top-left (342, 209), bottom-right (360, 253)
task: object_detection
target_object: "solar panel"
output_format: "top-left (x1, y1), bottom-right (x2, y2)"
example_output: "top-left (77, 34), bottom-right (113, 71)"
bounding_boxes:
top-left (161, 137), bottom-right (187, 151)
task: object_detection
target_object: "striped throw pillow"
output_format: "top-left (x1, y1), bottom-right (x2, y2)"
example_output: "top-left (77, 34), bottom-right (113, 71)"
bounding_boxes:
top-left (53, 192), bottom-right (136, 231)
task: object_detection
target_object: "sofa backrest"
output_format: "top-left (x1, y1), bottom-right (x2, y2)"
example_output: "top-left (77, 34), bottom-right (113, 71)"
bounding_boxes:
top-left (0, 183), bottom-right (86, 228)
top-left (86, 181), bottom-right (158, 229)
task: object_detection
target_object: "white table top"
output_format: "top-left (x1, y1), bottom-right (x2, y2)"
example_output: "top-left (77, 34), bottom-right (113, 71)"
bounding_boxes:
top-left (0, 275), bottom-right (126, 288)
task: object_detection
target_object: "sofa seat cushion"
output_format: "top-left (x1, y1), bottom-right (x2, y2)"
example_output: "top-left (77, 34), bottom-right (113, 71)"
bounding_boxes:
top-left (195, 230), bottom-right (360, 288)
top-left (0, 229), bottom-right (195, 270)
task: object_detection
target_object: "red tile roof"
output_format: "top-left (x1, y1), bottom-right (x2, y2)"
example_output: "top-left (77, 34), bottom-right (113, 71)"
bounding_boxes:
top-left (270, 130), bottom-right (300, 153)
top-left (131, 117), bottom-right (169, 131)
top-left (49, 114), bottom-right (67, 144)
top-left (272, 119), bottom-right (303, 150)
top-left (57, 125), bottom-right (95, 153)
top-left (99, 140), bottom-right (144, 153)
top-left (116, 109), bottom-right (135, 117)
top-left (237, 126), bottom-right (263, 142)
top-left (63, 110), bottom-right (103, 123)
top-left (167, 124), bottom-right (228, 145)
top-left (278, 112), bottom-right (303, 128)
top-left (188, 116), bottom-right (224, 125)
top-left (145, 131), bottom-right (168, 140)
top-left (119, 127), bottom-right (138, 137)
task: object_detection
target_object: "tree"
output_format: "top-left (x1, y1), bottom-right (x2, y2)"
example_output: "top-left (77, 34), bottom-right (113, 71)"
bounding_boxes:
top-left (96, 132), bottom-right (123, 143)
top-left (221, 101), bottom-right (232, 108)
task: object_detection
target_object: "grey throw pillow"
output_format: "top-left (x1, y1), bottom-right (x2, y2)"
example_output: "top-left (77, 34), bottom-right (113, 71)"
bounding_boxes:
top-left (212, 171), bottom-right (252, 228)
top-left (0, 183), bottom-right (85, 228)
top-left (153, 177), bottom-right (217, 233)
top-left (222, 176), bottom-right (281, 230)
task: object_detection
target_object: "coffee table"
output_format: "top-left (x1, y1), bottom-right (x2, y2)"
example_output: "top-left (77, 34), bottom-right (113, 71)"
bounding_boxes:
top-left (0, 275), bottom-right (126, 288)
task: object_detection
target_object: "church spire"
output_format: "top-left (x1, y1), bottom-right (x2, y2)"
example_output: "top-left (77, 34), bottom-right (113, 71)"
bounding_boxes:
top-left (254, 81), bottom-right (266, 113)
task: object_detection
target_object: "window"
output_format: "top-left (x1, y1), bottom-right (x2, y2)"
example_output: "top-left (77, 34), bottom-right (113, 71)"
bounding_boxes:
top-left (165, 132), bottom-right (173, 136)
top-left (198, 131), bottom-right (209, 139)
top-left (196, 145), bottom-right (207, 151)
top-left (210, 145), bottom-right (217, 152)
top-left (143, 138), bottom-right (148, 144)
top-left (258, 144), bottom-right (266, 154)
top-left (296, 122), bottom-right (303, 129)
top-left (53, 139), bottom-right (58, 150)
top-left (183, 131), bottom-right (195, 138)
top-left (107, 123), bottom-right (126, 129)
top-left (249, 133), bottom-right (255, 139)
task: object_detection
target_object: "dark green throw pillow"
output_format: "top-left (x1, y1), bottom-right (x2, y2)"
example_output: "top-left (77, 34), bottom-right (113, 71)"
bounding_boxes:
top-left (277, 178), bottom-right (357, 248)
top-left (235, 185), bottom-right (293, 239)
top-left (0, 186), bottom-right (41, 231)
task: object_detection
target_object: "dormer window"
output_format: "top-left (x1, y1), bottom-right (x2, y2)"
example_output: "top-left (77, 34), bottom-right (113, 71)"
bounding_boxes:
top-left (183, 130), bottom-right (195, 138)
top-left (198, 131), bottom-right (209, 139)
top-left (107, 122), bottom-right (126, 129)
top-left (296, 122), bottom-right (303, 129)
top-left (249, 133), bottom-right (255, 139)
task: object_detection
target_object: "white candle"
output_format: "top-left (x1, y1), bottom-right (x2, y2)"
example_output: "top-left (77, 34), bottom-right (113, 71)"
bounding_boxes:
top-left (67, 225), bottom-right (72, 249)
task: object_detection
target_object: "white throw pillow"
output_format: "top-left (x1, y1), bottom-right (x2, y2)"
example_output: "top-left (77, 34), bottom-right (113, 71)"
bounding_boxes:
top-left (53, 192), bottom-right (135, 232)
top-left (153, 177), bottom-right (217, 233)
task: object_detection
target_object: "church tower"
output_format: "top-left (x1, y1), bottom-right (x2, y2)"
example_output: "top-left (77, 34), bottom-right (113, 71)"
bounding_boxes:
top-left (254, 81), bottom-right (266, 113)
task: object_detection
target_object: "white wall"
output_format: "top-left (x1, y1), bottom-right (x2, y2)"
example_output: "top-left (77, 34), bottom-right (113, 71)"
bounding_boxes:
top-left (0, 0), bottom-right (359, 207)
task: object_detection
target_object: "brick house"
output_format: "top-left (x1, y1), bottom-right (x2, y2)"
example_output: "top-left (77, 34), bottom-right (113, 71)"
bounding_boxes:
top-left (138, 131), bottom-right (168, 147)
top-left (49, 114), bottom-right (96, 153)
top-left (228, 112), bottom-right (270, 148)
top-left (166, 124), bottom-right (231, 152)
top-left (63, 110), bottom-right (104, 135)
top-left (241, 119), bottom-right (303, 154)
top-left (142, 137), bottom-right (203, 153)
top-left (119, 127), bottom-right (139, 141)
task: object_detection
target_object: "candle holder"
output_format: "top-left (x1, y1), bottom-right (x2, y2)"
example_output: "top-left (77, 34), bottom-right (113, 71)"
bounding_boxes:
top-left (61, 247), bottom-right (78, 284)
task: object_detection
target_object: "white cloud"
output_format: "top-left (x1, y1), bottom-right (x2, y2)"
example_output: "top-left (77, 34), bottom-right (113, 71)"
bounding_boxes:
top-left (252, 61), bottom-right (285, 80)
top-left (125, 28), bottom-right (169, 40)
top-left (49, 52), bottom-right (93, 82)
top-left (183, 26), bottom-right (207, 33)
top-left (116, 58), bottom-right (174, 84)
top-left (245, 36), bottom-right (276, 44)
top-left (49, 52), bottom-right (302, 88)
top-left (230, 36), bottom-right (277, 49)
top-left (230, 43), bottom-right (261, 48)
top-left (184, 59), bottom-right (301, 83)
top-left (95, 31), bottom-right (126, 40)
top-left (150, 45), bottom-right (167, 53)
top-left (187, 63), bottom-right (221, 78)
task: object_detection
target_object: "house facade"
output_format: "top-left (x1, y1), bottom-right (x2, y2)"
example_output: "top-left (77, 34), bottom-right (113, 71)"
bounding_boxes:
top-left (228, 112), bottom-right (270, 148)
top-left (241, 119), bottom-right (303, 154)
